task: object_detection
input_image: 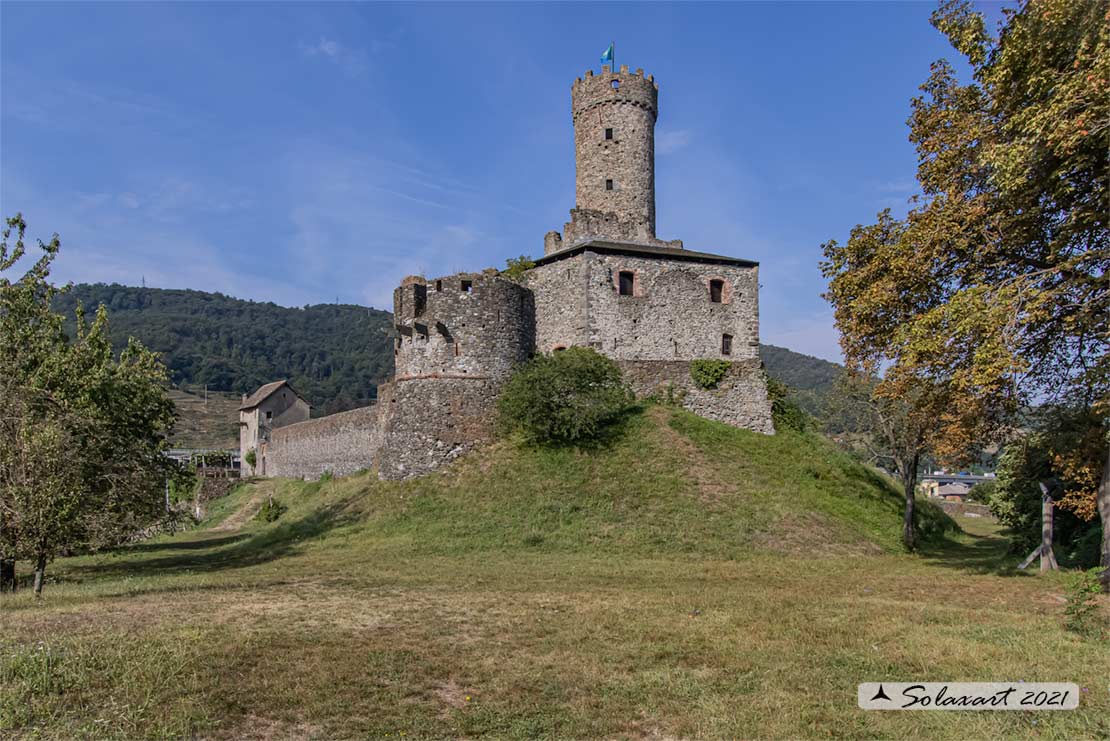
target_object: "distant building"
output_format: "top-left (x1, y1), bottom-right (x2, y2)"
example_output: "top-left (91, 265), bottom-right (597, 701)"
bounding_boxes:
top-left (920, 473), bottom-right (994, 500)
top-left (238, 380), bottom-right (310, 476)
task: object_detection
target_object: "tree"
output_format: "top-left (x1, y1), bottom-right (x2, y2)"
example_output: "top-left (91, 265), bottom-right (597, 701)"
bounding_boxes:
top-left (497, 347), bottom-right (633, 445)
top-left (822, 1), bottom-right (1109, 572)
top-left (0, 215), bottom-right (176, 596)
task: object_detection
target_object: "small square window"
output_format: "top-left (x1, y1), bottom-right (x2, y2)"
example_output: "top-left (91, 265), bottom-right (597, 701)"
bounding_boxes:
top-left (721, 334), bottom-right (733, 355)
top-left (265, 411), bottom-right (273, 420)
top-left (461, 280), bottom-right (472, 293)
top-left (604, 128), bottom-right (613, 140)
top-left (605, 179), bottom-right (614, 191)
top-left (709, 279), bottom-right (724, 303)
top-left (618, 271), bottom-right (634, 296)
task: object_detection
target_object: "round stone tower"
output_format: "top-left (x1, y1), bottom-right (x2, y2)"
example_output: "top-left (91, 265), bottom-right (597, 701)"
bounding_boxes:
top-left (571, 64), bottom-right (658, 240)
top-left (548, 65), bottom-right (681, 254)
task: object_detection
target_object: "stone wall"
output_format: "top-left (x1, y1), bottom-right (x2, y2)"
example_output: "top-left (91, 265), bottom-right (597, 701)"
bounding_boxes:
top-left (376, 377), bottom-right (500, 480)
top-left (529, 249), bottom-right (760, 363)
top-left (263, 404), bottom-right (381, 480)
top-left (393, 272), bottom-right (534, 381)
top-left (619, 359), bottom-right (774, 434)
top-left (526, 252), bottom-right (590, 353)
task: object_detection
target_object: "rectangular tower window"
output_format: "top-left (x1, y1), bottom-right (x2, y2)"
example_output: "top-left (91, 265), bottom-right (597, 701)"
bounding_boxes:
top-left (605, 179), bottom-right (614, 191)
top-left (435, 280), bottom-right (442, 292)
top-left (709, 279), bottom-right (724, 303)
top-left (461, 279), bottom-right (472, 293)
top-left (721, 334), bottom-right (733, 355)
top-left (604, 128), bottom-right (613, 140)
top-left (618, 271), bottom-right (634, 296)
top-left (413, 283), bottom-right (427, 317)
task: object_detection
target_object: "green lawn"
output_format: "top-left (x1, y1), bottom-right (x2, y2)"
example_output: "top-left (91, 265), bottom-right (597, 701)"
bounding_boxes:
top-left (2, 407), bottom-right (1106, 739)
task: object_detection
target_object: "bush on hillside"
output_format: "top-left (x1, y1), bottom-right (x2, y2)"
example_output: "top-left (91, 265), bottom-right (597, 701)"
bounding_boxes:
top-left (690, 359), bottom-right (731, 389)
top-left (766, 375), bottom-right (809, 433)
top-left (497, 347), bottom-right (634, 445)
top-left (967, 480), bottom-right (995, 504)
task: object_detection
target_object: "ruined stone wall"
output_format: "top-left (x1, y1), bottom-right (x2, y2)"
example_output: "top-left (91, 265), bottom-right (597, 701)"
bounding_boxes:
top-left (376, 377), bottom-right (500, 480)
top-left (263, 405), bottom-right (381, 480)
top-left (393, 272), bottom-right (534, 381)
top-left (583, 252), bottom-right (760, 361)
top-left (618, 359), bottom-right (774, 434)
top-left (526, 253), bottom-right (591, 353)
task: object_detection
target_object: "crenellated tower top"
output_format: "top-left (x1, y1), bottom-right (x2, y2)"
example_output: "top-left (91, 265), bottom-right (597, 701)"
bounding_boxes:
top-left (547, 65), bottom-right (681, 254)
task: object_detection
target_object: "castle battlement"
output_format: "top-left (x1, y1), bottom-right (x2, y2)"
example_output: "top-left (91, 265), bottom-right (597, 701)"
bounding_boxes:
top-left (571, 67), bottom-right (659, 123)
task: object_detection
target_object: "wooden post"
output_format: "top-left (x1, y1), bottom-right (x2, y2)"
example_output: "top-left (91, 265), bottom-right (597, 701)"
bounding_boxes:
top-left (1039, 482), bottom-right (1059, 572)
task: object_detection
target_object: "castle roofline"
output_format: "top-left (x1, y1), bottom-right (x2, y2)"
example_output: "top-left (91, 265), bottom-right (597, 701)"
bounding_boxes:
top-left (532, 240), bottom-right (759, 269)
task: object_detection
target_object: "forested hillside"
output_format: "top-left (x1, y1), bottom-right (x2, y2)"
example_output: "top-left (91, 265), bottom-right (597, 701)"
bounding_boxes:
top-left (55, 284), bottom-right (842, 417)
top-left (54, 284), bottom-right (395, 415)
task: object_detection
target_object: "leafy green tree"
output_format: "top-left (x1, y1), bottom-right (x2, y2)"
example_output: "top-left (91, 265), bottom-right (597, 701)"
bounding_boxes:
top-left (0, 215), bottom-right (176, 596)
top-left (821, 0), bottom-right (1109, 567)
top-left (501, 255), bottom-right (536, 282)
top-left (497, 347), bottom-right (633, 445)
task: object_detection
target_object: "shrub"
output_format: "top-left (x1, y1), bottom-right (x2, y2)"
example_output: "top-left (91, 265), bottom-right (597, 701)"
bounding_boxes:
top-left (244, 448), bottom-right (256, 468)
top-left (1063, 568), bottom-right (1104, 637)
top-left (502, 255), bottom-right (536, 282)
top-left (497, 347), bottom-right (633, 445)
top-left (689, 359), bottom-right (731, 389)
top-left (257, 498), bottom-right (287, 523)
top-left (766, 375), bottom-right (809, 432)
top-left (967, 480), bottom-right (995, 504)
top-left (319, 471), bottom-right (333, 483)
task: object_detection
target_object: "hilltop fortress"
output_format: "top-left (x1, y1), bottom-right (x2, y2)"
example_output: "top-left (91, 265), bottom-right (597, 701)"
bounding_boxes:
top-left (241, 64), bottom-right (773, 480)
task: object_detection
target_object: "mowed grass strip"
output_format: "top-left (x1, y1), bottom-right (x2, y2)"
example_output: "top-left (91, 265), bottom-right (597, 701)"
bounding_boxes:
top-left (2, 407), bottom-right (1107, 739)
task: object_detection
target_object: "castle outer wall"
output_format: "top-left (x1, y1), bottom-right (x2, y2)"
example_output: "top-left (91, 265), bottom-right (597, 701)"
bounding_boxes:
top-left (263, 405), bottom-right (381, 479)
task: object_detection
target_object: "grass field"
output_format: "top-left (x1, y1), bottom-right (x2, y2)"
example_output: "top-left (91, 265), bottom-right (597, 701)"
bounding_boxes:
top-left (2, 407), bottom-right (1107, 739)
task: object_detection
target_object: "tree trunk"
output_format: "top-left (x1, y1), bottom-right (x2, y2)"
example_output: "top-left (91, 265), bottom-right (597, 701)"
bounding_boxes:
top-left (0, 559), bottom-right (15, 593)
top-left (32, 553), bottom-right (47, 598)
top-left (902, 452), bottom-right (919, 552)
top-left (1098, 441), bottom-right (1110, 591)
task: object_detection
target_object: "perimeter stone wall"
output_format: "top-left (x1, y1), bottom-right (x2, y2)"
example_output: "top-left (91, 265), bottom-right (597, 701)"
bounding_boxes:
top-left (263, 405), bottom-right (381, 480)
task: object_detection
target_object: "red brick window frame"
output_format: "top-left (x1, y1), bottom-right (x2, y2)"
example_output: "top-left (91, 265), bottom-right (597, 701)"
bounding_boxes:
top-left (707, 277), bottom-right (731, 304)
top-left (617, 269), bottom-right (639, 297)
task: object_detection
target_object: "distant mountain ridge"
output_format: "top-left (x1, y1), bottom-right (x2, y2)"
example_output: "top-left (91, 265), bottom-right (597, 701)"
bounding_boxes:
top-left (55, 283), bottom-right (843, 416)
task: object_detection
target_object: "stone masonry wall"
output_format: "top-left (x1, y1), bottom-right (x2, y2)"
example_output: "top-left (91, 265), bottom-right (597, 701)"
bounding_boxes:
top-left (393, 272), bottom-right (534, 381)
top-left (526, 253), bottom-right (590, 353)
top-left (264, 404), bottom-right (381, 480)
top-left (585, 253), bottom-right (759, 362)
top-left (619, 359), bottom-right (774, 434)
top-left (376, 377), bottom-right (500, 480)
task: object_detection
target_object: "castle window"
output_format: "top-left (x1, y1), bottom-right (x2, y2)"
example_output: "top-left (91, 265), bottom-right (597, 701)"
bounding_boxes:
top-left (605, 179), bottom-right (614, 191)
top-left (709, 279), bottom-right (724, 303)
top-left (454, 342), bottom-right (460, 357)
top-left (721, 334), bottom-right (733, 355)
top-left (611, 79), bottom-right (620, 90)
top-left (618, 270), bottom-right (634, 296)
top-left (435, 280), bottom-right (442, 292)
top-left (605, 127), bottom-right (613, 140)
top-left (413, 283), bottom-right (427, 317)
top-left (461, 279), bottom-right (472, 293)
top-left (265, 411), bottom-right (273, 421)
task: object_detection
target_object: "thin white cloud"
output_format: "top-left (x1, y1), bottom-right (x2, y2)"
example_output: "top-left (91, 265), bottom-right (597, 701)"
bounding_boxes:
top-left (656, 128), bottom-right (692, 155)
top-left (298, 37), bottom-right (367, 76)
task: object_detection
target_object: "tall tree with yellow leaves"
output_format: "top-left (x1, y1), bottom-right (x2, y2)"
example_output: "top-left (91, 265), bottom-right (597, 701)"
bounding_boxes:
top-left (823, 0), bottom-right (1109, 574)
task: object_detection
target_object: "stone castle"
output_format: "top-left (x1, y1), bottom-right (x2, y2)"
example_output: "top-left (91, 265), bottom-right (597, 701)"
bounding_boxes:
top-left (240, 63), bottom-right (773, 481)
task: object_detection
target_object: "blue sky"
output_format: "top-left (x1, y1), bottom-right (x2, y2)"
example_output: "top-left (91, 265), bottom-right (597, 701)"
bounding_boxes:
top-left (1, 1), bottom-right (1006, 362)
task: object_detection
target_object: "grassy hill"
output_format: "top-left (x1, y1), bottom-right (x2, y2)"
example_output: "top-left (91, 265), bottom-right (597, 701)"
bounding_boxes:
top-left (4, 406), bottom-right (1106, 739)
